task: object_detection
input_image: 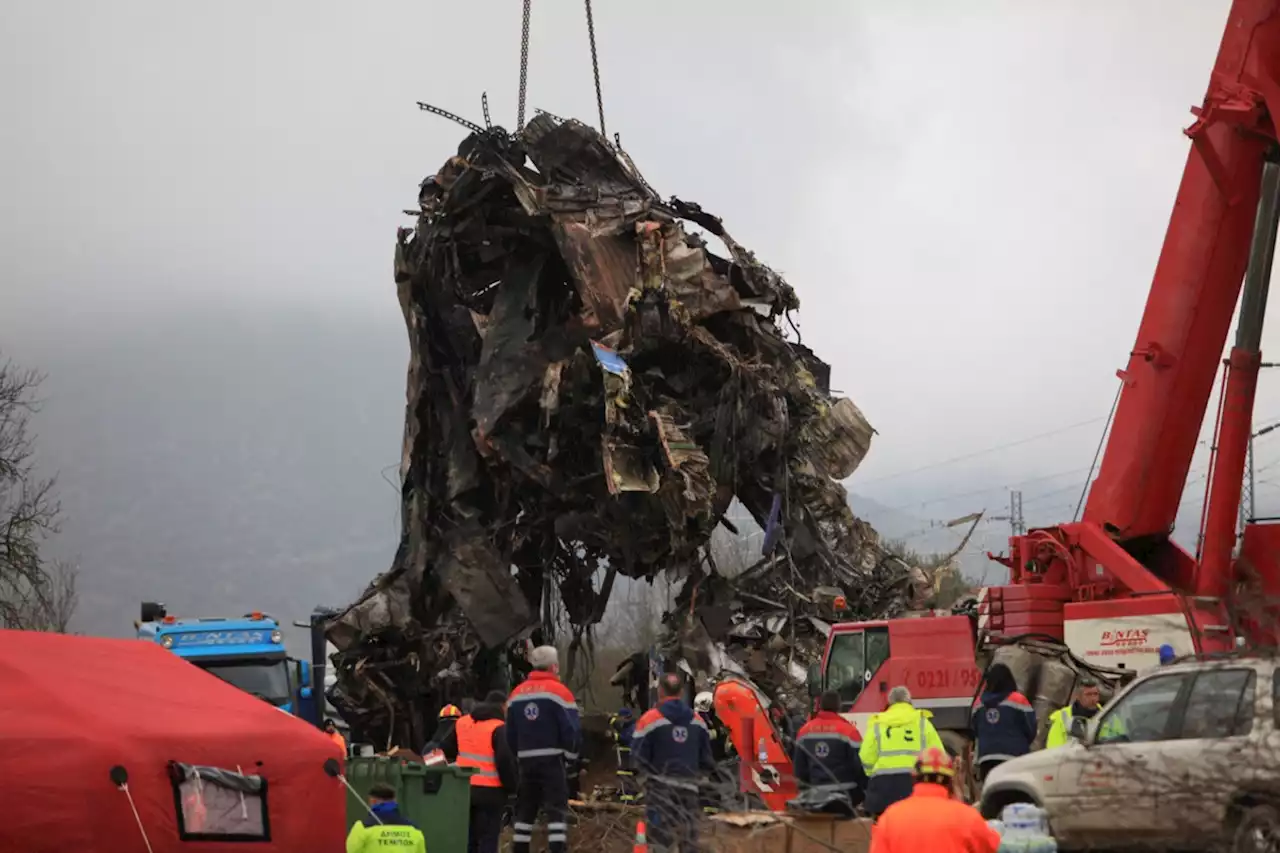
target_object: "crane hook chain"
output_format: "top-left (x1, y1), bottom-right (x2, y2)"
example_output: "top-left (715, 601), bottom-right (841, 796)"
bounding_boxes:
top-left (517, 0), bottom-right (531, 132)
top-left (584, 0), bottom-right (606, 138)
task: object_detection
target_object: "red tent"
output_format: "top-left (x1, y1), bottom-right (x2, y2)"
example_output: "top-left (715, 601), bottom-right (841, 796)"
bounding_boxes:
top-left (0, 630), bottom-right (346, 853)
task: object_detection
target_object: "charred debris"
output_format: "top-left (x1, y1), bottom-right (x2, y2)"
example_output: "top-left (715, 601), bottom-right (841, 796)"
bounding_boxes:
top-left (326, 113), bottom-right (937, 748)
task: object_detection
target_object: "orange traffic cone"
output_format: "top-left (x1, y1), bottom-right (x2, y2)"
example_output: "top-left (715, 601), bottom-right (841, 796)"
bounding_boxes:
top-left (633, 820), bottom-right (647, 853)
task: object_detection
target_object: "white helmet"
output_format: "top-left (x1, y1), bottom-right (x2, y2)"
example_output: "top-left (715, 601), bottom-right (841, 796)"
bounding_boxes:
top-left (694, 691), bottom-right (714, 712)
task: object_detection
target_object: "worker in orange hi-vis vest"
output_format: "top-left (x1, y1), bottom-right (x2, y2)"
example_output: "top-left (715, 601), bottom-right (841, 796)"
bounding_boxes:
top-left (324, 719), bottom-right (348, 756)
top-left (445, 690), bottom-right (518, 853)
top-left (869, 748), bottom-right (1000, 853)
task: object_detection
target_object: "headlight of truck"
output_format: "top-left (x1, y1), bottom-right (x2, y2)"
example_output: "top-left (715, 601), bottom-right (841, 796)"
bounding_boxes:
top-left (161, 635), bottom-right (174, 649)
top-left (271, 630), bottom-right (283, 644)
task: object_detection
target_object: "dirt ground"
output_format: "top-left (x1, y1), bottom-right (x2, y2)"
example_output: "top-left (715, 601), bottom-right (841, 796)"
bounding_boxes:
top-left (499, 805), bottom-right (874, 853)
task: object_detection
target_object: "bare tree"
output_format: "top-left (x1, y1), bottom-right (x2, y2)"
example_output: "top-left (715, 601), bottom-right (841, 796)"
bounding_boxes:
top-left (0, 355), bottom-right (68, 630)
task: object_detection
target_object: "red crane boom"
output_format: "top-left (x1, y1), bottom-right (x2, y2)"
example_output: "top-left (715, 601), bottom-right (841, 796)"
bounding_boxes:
top-left (988, 0), bottom-right (1280, 660)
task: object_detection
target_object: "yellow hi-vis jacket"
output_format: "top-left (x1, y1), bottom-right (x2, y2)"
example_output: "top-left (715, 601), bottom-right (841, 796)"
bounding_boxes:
top-left (346, 813), bottom-right (426, 853)
top-left (858, 702), bottom-right (945, 778)
top-left (1046, 704), bottom-right (1123, 748)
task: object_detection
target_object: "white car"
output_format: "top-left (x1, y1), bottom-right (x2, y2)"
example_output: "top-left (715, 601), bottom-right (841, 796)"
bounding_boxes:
top-left (980, 656), bottom-right (1280, 852)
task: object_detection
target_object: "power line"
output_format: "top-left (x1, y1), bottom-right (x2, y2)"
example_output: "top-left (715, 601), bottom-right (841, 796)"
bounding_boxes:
top-left (885, 466), bottom-right (1093, 512)
top-left (856, 416), bottom-right (1107, 486)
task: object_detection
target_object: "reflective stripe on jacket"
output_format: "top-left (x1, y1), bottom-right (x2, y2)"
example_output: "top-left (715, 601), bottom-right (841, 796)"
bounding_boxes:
top-left (456, 715), bottom-right (504, 788)
top-left (792, 710), bottom-right (867, 792)
top-left (506, 670), bottom-right (581, 761)
top-left (1046, 703), bottom-right (1121, 747)
top-left (858, 702), bottom-right (944, 777)
top-left (970, 689), bottom-right (1036, 763)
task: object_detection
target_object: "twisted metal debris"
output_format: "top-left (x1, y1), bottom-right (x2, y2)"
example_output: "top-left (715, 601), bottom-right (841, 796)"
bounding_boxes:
top-left (327, 113), bottom-right (931, 748)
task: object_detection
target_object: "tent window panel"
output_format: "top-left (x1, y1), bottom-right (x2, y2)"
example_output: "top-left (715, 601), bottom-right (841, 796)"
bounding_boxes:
top-left (170, 762), bottom-right (270, 842)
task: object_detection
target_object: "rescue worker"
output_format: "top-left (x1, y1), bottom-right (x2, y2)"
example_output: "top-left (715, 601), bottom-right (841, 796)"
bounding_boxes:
top-left (507, 645), bottom-right (580, 853)
top-left (970, 663), bottom-right (1036, 781)
top-left (609, 707), bottom-right (638, 803)
top-left (323, 718), bottom-right (348, 755)
top-left (345, 783), bottom-right (427, 853)
top-left (693, 691), bottom-right (729, 814)
top-left (1046, 678), bottom-right (1102, 748)
top-left (633, 673), bottom-right (716, 852)
top-left (451, 690), bottom-right (518, 853)
top-left (427, 704), bottom-right (464, 761)
top-left (868, 748), bottom-right (1000, 853)
top-left (858, 686), bottom-right (945, 818)
top-left (792, 689), bottom-right (867, 816)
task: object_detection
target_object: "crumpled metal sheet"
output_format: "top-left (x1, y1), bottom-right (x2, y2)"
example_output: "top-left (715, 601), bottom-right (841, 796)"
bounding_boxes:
top-left (327, 113), bottom-right (930, 747)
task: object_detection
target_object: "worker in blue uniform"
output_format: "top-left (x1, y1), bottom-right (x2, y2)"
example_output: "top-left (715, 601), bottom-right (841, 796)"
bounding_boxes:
top-left (633, 673), bottom-right (716, 851)
top-left (507, 646), bottom-right (581, 853)
top-left (792, 689), bottom-right (867, 816)
top-left (970, 663), bottom-right (1036, 782)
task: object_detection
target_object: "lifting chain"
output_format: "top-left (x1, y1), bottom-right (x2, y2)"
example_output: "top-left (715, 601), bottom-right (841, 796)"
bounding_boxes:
top-left (517, 0), bottom-right (531, 132)
top-left (416, 101), bottom-right (485, 136)
top-left (584, 0), bottom-right (607, 138)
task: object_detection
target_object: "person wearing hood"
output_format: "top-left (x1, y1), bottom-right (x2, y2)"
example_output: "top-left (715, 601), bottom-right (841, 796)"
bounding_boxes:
top-left (858, 686), bottom-right (945, 818)
top-left (448, 691), bottom-right (519, 853)
top-left (970, 663), bottom-right (1036, 781)
top-left (346, 783), bottom-right (426, 853)
top-left (633, 673), bottom-right (716, 852)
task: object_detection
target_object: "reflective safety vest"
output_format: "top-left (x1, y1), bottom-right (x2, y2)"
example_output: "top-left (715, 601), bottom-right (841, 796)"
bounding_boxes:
top-left (456, 715), bottom-right (504, 788)
top-left (1046, 704), bottom-right (1122, 748)
top-left (859, 702), bottom-right (944, 778)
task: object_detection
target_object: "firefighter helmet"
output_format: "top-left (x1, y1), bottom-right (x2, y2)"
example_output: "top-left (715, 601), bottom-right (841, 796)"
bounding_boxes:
top-left (694, 692), bottom-right (714, 713)
top-left (915, 747), bottom-right (955, 778)
top-left (438, 704), bottom-right (463, 719)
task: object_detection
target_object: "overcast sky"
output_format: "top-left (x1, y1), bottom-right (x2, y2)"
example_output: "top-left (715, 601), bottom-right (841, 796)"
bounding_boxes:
top-left (3, 0), bottom-right (1270, 570)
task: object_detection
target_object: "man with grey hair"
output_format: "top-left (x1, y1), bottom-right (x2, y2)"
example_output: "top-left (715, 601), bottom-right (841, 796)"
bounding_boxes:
top-left (506, 646), bottom-right (581, 853)
top-left (857, 685), bottom-right (945, 818)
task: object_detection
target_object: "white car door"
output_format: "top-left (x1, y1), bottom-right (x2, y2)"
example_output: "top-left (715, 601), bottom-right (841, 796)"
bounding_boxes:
top-left (1153, 666), bottom-right (1260, 846)
top-left (1050, 673), bottom-right (1192, 847)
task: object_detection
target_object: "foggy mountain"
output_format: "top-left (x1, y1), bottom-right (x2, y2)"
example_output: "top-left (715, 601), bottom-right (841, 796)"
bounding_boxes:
top-left (10, 304), bottom-right (408, 641)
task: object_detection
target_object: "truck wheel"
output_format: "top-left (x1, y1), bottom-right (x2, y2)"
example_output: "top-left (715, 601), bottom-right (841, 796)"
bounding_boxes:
top-left (1232, 803), bottom-right (1280, 853)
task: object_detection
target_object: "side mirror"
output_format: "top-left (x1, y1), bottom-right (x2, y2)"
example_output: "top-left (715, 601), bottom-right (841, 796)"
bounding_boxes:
top-left (1069, 717), bottom-right (1089, 741)
top-left (806, 663), bottom-right (822, 698)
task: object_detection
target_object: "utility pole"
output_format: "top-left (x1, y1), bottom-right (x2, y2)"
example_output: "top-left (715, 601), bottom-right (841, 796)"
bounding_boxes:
top-left (1010, 489), bottom-right (1026, 536)
top-left (991, 490), bottom-right (1026, 538)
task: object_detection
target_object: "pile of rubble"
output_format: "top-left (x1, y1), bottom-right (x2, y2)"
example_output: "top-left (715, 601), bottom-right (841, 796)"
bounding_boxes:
top-left (326, 113), bottom-right (933, 746)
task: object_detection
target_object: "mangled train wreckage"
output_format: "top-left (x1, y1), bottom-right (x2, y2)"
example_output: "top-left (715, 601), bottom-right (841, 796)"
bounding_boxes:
top-left (326, 113), bottom-right (934, 749)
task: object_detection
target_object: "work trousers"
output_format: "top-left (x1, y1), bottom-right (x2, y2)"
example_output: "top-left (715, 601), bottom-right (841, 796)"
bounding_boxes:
top-left (646, 781), bottom-right (701, 853)
top-left (864, 773), bottom-right (913, 818)
top-left (468, 802), bottom-right (504, 853)
top-left (513, 756), bottom-right (570, 853)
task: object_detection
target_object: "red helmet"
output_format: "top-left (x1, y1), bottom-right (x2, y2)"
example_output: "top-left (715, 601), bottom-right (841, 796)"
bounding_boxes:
top-left (438, 704), bottom-right (462, 719)
top-left (915, 747), bottom-right (955, 778)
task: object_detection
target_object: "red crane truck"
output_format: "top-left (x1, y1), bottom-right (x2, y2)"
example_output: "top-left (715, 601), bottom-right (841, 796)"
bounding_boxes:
top-left (719, 0), bottom-right (1280, 804)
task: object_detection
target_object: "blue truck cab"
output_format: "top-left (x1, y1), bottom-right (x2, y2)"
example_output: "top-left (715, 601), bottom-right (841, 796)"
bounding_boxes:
top-left (136, 601), bottom-right (309, 714)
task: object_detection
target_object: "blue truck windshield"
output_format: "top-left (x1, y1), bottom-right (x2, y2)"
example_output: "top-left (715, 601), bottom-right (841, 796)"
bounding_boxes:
top-left (198, 659), bottom-right (292, 706)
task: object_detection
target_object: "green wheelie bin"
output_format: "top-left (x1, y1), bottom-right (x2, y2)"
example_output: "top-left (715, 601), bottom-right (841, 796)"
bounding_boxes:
top-left (345, 757), bottom-right (475, 853)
